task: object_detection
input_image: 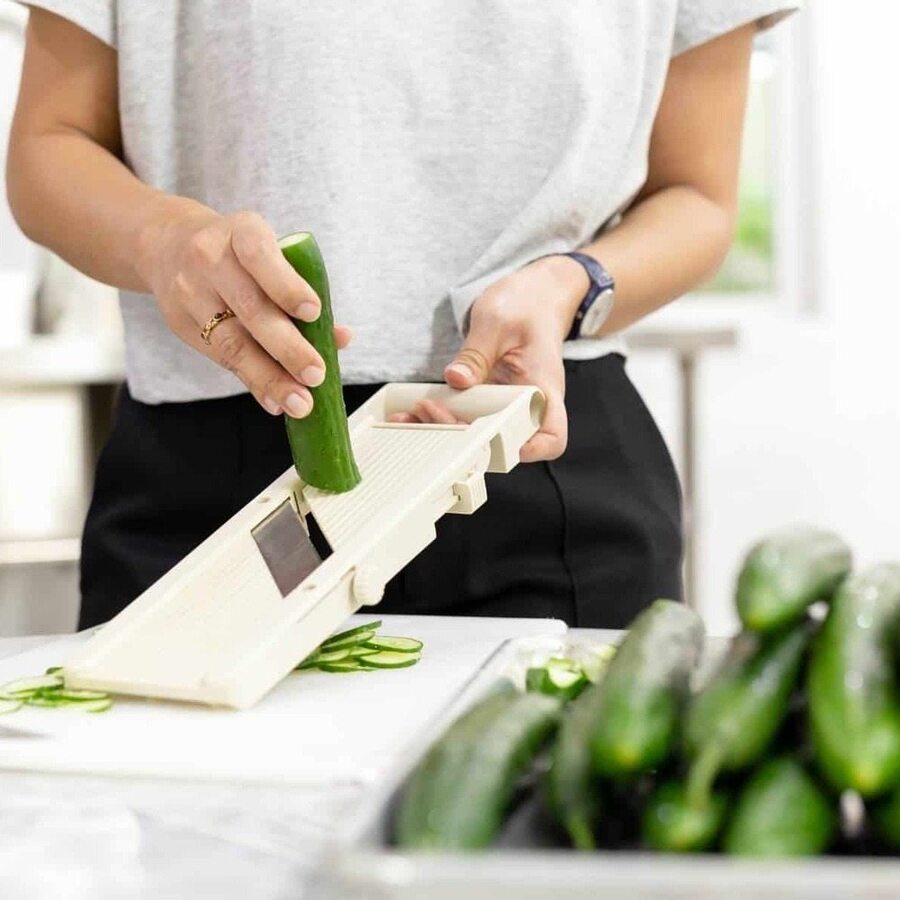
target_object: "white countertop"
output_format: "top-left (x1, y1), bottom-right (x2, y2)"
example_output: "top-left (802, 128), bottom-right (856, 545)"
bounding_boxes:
top-left (0, 634), bottom-right (364, 899)
top-left (0, 627), bottom-right (610, 900)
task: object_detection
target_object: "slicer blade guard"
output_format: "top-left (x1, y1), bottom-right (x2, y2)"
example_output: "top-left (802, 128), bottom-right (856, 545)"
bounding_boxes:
top-left (64, 383), bottom-right (544, 708)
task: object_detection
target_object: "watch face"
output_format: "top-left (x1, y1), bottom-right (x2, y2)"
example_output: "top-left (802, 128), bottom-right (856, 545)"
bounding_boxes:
top-left (580, 288), bottom-right (615, 337)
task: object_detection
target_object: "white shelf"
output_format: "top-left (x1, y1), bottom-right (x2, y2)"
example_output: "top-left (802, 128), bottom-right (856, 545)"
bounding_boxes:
top-left (0, 336), bottom-right (124, 388)
top-left (0, 538), bottom-right (80, 567)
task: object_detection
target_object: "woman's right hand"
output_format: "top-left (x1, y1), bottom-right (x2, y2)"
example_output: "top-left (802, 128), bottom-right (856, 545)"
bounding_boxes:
top-left (137, 204), bottom-right (351, 417)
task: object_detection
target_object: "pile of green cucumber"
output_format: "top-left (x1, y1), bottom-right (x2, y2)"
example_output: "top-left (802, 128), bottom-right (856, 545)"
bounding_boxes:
top-left (394, 525), bottom-right (900, 859)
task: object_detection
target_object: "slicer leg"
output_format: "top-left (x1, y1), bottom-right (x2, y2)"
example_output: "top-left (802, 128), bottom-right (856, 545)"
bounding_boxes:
top-left (449, 470), bottom-right (487, 514)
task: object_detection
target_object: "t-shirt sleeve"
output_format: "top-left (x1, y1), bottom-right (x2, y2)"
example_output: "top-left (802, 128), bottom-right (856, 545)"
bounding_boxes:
top-left (673, 0), bottom-right (801, 57)
top-left (16, 1), bottom-right (116, 48)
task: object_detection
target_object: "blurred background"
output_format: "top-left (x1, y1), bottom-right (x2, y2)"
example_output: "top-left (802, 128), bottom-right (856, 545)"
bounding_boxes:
top-left (0, 1), bottom-right (896, 636)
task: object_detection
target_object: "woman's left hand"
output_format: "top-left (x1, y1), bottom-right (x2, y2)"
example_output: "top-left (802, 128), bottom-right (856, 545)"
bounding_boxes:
top-left (392, 256), bottom-right (587, 462)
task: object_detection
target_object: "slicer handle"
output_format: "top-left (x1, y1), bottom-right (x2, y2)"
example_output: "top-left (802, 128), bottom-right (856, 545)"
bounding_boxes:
top-left (377, 383), bottom-right (544, 427)
top-left (365, 384), bottom-right (544, 474)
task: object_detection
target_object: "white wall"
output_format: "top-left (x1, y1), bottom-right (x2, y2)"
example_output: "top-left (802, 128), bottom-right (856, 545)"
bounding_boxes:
top-left (630, 0), bottom-right (900, 634)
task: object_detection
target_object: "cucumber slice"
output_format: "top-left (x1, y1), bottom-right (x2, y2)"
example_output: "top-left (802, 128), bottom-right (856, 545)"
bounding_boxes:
top-left (548, 668), bottom-right (585, 691)
top-left (318, 661), bottom-right (371, 673)
top-left (1, 674), bottom-right (64, 695)
top-left (27, 694), bottom-right (113, 711)
top-left (321, 621), bottom-right (383, 648)
top-left (546, 657), bottom-right (580, 675)
top-left (361, 636), bottom-right (423, 654)
top-left (25, 695), bottom-right (71, 708)
top-left (357, 650), bottom-right (422, 669)
top-left (311, 647), bottom-right (354, 664)
top-left (296, 647), bottom-right (355, 670)
top-left (45, 666), bottom-right (64, 675)
top-left (0, 698), bottom-right (22, 715)
top-left (54, 689), bottom-right (110, 702)
top-left (319, 629), bottom-right (377, 653)
top-left (347, 645), bottom-right (381, 659)
top-left (526, 661), bottom-right (588, 701)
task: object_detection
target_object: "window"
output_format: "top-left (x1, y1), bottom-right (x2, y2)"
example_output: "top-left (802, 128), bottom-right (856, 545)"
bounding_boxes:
top-left (698, 18), bottom-right (808, 303)
top-left (704, 40), bottom-right (777, 294)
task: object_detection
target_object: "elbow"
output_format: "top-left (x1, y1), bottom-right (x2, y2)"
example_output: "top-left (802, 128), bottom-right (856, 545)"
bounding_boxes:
top-left (702, 197), bottom-right (739, 281)
top-left (6, 138), bottom-right (41, 244)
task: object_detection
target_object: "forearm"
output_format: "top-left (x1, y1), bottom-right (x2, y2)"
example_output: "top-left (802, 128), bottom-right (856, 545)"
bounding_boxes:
top-left (554, 21), bottom-right (754, 336)
top-left (7, 127), bottom-right (209, 292)
top-left (534, 184), bottom-right (735, 339)
top-left (585, 184), bottom-right (736, 335)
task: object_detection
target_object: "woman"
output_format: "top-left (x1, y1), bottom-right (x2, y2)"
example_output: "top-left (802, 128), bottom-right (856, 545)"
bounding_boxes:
top-left (8, 1), bottom-right (799, 630)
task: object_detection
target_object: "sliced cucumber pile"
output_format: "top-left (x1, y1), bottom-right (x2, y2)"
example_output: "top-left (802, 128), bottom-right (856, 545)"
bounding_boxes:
top-left (525, 645), bottom-right (616, 702)
top-left (295, 619), bottom-right (424, 674)
top-left (0, 667), bottom-right (113, 714)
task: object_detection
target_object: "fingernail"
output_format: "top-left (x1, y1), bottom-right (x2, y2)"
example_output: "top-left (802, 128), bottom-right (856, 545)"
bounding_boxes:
top-left (301, 365), bottom-right (325, 387)
top-left (297, 302), bottom-right (319, 322)
top-left (284, 392), bottom-right (310, 418)
top-left (262, 397), bottom-right (281, 415)
top-left (446, 363), bottom-right (472, 379)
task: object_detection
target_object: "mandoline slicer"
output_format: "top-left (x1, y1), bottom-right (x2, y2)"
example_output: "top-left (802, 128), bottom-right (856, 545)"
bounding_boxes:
top-left (63, 383), bottom-right (544, 709)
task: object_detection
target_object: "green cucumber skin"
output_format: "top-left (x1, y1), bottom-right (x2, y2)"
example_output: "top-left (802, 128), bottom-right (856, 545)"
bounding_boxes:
top-left (526, 667), bottom-right (588, 703)
top-left (279, 233), bottom-right (361, 493)
top-left (723, 758), bottom-right (835, 857)
top-left (544, 684), bottom-right (605, 849)
top-left (807, 563), bottom-right (900, 797)
top-left (642, 781), bottom-right (727, 853)
top-left (736, 526), bottom-right (851, 633)
top-left (394, 685), bottom-right (562, 850)
top-left (591, 600), bottom-right (704, 777)
top-left (684, 623), bottom-right (809, 799)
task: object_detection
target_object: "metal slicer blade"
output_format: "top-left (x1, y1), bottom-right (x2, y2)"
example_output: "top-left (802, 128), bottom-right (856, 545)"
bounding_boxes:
top-left (251, 496), bottom-right (322, 597)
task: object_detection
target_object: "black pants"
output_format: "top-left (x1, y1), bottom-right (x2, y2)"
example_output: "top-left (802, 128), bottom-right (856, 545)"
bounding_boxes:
top-left (79, 355), bottom-right (683, 630)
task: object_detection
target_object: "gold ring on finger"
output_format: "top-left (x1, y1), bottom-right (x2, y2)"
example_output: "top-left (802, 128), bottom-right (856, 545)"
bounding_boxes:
top-left (200, 308), bottom-right (236, 345)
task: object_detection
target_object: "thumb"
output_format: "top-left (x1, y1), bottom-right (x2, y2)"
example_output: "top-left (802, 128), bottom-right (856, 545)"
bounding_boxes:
top-left (444, 317), bottom-right (501, 389)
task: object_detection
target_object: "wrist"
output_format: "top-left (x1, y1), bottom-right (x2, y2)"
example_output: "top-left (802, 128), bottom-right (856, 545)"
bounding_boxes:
top-left (525, 254), bottom-right (590, 337)
top-left (134, 194), bottom-right (215, 290)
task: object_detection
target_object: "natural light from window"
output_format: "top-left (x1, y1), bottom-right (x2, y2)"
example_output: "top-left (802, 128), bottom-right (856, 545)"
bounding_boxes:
top-left (702, 37), bottom-right (777, 296)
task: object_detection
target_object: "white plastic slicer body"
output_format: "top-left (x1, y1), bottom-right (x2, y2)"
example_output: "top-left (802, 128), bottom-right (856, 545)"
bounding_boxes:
top-left (63, 383), bottom-right (544, 708)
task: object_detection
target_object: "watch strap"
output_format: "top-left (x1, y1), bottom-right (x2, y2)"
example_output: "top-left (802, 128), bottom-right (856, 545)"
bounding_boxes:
top-left (553, 252), bottom-right (615, 341)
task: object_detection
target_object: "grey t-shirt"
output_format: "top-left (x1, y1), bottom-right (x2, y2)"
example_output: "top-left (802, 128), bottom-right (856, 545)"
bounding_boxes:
top-left (26, 0), bottom-right (798, 403)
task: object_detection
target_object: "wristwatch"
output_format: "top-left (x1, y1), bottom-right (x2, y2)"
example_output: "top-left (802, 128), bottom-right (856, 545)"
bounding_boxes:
top-left (556, 251), bottom-right (616, 341)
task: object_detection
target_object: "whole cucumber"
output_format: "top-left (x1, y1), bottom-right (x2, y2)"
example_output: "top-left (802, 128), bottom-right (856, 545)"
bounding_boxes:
top-left (394, 684), bottom-right (562, 849)
top-left (591, 600), bottom-right (704, 777)
top-left (642, 781), bottom-right (727, 852)
top-left (279, 232), bottom-right (361, 493)
top-left (544, 684), bottom-right (605, 849)
top-left (736, 526), bottom-right (851, 633)
top-left (683, 623), bottom-right (810, 805)
top-left (808, 563), bottom-right (900, 797)
top-left (723, 757), bottom-right (835, 857)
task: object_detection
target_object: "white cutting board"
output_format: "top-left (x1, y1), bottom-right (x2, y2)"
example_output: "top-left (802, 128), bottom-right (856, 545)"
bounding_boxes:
top-left (0, 615), bottom-right (565, 786)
